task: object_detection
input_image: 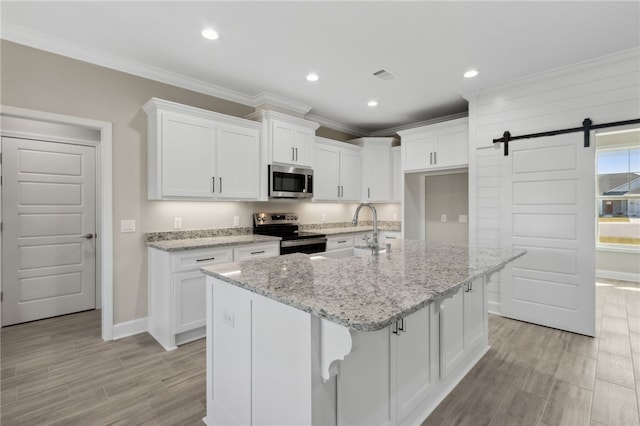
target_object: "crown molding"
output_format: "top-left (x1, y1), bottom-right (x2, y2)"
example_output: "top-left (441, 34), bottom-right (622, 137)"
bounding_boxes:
top-left (252, 92), bottom-right (313, 116)
top-left (371, 112), bottom-right (469, 137)
top-left (305, 113), bottom-right (369, 137)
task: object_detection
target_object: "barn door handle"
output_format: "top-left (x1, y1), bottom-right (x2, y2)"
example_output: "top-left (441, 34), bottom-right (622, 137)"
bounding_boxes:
top-left (83, 233), bottom-right (95, 239)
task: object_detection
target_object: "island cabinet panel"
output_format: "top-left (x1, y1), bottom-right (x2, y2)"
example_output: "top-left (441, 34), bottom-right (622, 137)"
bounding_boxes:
top-left (394, 306), bottom-right (439, 423)
top-left (439, 277), bottom-right (486, 378)
top-left (208, 278), bottom-right (313, 426)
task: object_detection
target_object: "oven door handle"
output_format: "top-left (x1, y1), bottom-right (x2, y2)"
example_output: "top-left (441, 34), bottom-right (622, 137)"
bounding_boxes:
top-left (280, 238), bottom-right (327, 248)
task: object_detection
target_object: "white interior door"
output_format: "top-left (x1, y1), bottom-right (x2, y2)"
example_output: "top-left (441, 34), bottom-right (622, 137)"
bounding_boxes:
top-left (2, 137), bottom-right (96, 326)
top-left (500, 133), bottom-right (595, 336)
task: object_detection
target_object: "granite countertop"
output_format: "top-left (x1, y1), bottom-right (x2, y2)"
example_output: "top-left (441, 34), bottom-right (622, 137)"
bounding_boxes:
top-left (201, 240), bottom-right (525, 332)
top-left (147, 234), bottom-right (281, 251)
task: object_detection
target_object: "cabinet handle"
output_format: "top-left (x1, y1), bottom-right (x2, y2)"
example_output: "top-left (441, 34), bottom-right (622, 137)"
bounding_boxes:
top-left (295, 147), bottom-right (298, 161)
top-left (337, 240), bottom-right (347, 244)
top-left (250, 250), bottom-right (265, 255)
top-left (430, 152), bottom-right (433, 165)
top-left (338, 185), bottom-right (341, 198)
top-left (292, 147), bottom-right (295, 161)
top-left (219, 177), bottom-right (222, 193)
top-left (212, 176), bottom-right (215, 192)
top-left (438, 311), bottom-right (443, 377)
top-left (340, 185), bottom-right (344, 197)
top-left (392, 320), bottom-right (399, 335)
top-left (368, 188), bottom-right (371, 198)
top-left (196, 257), bottom-right (216, 262)
top-left (434, 152), bottom-right (437, 164)
top-left (399, 318), bottom-right (406, 333)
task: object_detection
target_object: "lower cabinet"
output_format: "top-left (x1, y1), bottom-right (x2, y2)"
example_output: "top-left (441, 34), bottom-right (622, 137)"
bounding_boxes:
top-left (148, 242), bottom-right (279, 350)
top-left (439, 277), bottom-right (486, 378)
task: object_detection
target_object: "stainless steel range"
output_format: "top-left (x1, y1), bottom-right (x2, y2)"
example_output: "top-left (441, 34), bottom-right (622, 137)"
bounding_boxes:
top-left (253, 212), bottom-right (327, 255)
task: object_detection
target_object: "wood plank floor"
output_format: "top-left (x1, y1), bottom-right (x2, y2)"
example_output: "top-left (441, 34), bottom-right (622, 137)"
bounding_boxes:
top-left (1, 278), bottom-right (638, 425)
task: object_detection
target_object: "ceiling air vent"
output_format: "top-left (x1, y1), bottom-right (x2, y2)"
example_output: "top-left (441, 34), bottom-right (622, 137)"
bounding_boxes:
top-left (373, 69), bottom-right (395, 80)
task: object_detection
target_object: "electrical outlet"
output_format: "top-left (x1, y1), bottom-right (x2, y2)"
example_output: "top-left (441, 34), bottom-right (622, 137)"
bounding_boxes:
top-left (393, 213), bottom-right (398, 221)
top-left (233, 216), bottom-right (240, 226)
top-left (440, 214), bottom-right (447, 223)
top-left (120, 219), bottom-right (136, 233)
top-left (174, 217), bottom-right (182, 230)
top-left (222, 310), bottom-right (235, 328)
top-left (459, 214), bottom-right (468, 224)
top-left (321, 213), bottom-right (326, 223)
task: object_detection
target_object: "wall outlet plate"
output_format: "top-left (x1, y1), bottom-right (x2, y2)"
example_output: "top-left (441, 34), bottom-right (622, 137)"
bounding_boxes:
top-left (174, 217), bottom-right (182, 230)
top-left (459, 214), bottom-right (468, 224)
top-left (321, 213), bottom-right (326, 222)
top-left (441, 214), bottom-right (447, 223)
top-left (233, 216), bottom-right (240, 226)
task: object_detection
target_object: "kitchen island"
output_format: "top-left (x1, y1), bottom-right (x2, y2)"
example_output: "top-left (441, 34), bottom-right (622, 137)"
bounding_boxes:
top-left (201, 240), bottom-right (525, 426)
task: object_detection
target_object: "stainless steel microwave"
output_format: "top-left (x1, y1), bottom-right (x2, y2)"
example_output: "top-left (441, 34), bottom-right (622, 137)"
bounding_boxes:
top-left (269, 165), bottom-right (313, 199)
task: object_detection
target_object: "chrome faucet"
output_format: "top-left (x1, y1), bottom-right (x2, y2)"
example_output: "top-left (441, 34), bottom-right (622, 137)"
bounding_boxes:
top-left (352, 203), bottom-right (379, 251)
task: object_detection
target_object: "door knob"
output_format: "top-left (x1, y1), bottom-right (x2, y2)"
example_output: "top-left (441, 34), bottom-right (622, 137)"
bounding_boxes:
top-left (83, 233), bottom-right (94, 239)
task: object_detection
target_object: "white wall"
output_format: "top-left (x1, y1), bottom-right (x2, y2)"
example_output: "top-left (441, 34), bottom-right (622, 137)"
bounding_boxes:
top-left (466, 48), bottom-right (640, 312)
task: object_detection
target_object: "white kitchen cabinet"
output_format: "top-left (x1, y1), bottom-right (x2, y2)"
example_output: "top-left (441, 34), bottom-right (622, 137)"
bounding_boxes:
top-left (248, 110), bottom-right (320, 169)
top-left (233, 242), bottom-right (280, 262)
top-left (392, 146), bottom-right (402, 202)
top-left (352, 137), bottom-right (394, 202)
top-left (398, 117), bottom-right (468, 172)
top-left (314, 138), bottom-right (362, 201)
top-left (148, 246), bottom-right (233, 350)
top-left (439, 277), bottom-right (485, 378)
top-left (143, 98), bottom-right (261, 200)
top-left (148, 241), bottom-right (279, 351)
top-left (393, 305), bottom-right (439, 423)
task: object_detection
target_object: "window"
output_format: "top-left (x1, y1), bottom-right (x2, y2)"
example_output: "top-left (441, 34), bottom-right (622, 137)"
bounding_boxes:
top-left (596, 131), bottom-right (640, 247)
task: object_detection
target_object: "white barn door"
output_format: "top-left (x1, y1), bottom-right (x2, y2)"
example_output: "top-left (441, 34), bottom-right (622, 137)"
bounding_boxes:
top-left (500, 133), bottom-right (595, 336)
top-left (2, 137), bottom-right (96, 325)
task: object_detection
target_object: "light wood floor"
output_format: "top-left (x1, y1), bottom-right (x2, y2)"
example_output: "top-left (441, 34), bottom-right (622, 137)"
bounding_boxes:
top-left (1, 278), bottom-right (638, 426)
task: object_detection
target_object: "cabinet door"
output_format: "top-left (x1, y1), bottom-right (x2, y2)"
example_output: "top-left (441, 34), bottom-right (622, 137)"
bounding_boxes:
top-left (161, 112), bottom-right (215, 197)
top-left (271, 119), bottom-right (296, 164)
top-left (439, 286), bottom-right (465, 378)
top-left (294, 126), bottom-right (314, 167)
top-left (403, 137), bottom-right (436, 172)
top-left (434, 129), bottom-right (468, 168)
top-left (391, 146), bottom-right (402, 202)
top-left (174, 271), bottom-right (207, 333)
top-left (395, 306), bottom-right (436, 422)
top-left (463, 278), bottom-right (485, 352)
top-left (340, 149), bottom-right (362, 201)
top-left (314, 144), bottom-right (341, 200)
top-left (363, 144), bottom-right (391, 201)
top-left (216, 123), bottom-right (260, 199)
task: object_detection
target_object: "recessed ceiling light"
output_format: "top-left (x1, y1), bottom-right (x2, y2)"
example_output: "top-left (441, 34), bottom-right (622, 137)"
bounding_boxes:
top-left (464, 69), bottom-right (478, 78)
top-left (368, 100), bottom-right (378, 107)
top-left (201, 28), bottom-right (219, 40)
top-left (306, 73), bottom-right (319, 82)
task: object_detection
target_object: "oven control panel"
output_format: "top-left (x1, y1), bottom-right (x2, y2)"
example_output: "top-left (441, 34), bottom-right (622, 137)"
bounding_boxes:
top-left (254, 212), bottom-right (299, 226)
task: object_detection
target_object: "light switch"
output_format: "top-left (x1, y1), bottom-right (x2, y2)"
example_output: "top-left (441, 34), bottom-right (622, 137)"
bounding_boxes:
top-left (459, 214), bottom-right (468, 224)
top-left (441, 214), bottom-right (447, 223)
top-left (120, 219), bottom-right (136, 233)
top-left (174, 217), bottom-right (182, 230)
top-left (233, 216), bottom-right (240, 226)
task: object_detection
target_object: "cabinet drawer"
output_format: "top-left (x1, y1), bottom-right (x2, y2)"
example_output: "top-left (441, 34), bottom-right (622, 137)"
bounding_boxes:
top-left (326, 235), bottom-right (354, 251)
top-left (234, 242), bottom-right (280, 262)
top-left (173, 247), bottom-right (233, 272)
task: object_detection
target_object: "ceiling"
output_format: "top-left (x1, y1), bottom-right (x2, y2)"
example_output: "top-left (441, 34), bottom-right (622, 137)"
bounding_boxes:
top-left (1, 1), bottom-right (639, 136)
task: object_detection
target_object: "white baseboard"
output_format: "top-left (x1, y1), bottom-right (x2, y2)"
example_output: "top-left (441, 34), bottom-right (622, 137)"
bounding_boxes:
top-left (487, 300), bottom-right (501, 315)
top-left (112, 316), bottom-right (148, 340)
top-left (596, 269), bottom-right (640, 283)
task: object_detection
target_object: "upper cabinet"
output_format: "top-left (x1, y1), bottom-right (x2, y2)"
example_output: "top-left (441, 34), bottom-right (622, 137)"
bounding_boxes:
top-left (248, 110), bottom-right (320, 168)
top-left (144, 98), bottom-right (261, 200)
top-left (314, 138), bottom-right (362, 201)
top-left (398, 117), bottom-right (468, 173)
top-left (351, 137), bottom-right (395, 202)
